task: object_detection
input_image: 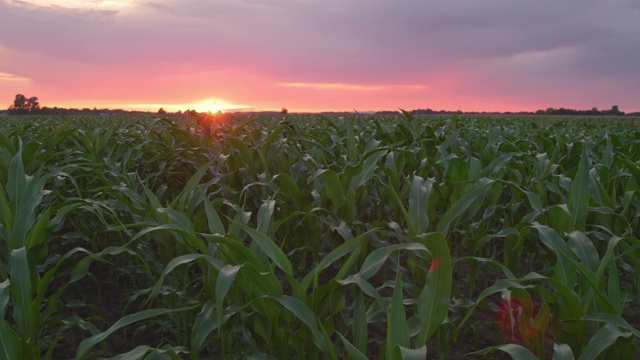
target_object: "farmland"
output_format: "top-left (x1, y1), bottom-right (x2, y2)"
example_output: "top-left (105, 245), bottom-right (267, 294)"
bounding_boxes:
top-left (0, 112), bottom-right (639, 359)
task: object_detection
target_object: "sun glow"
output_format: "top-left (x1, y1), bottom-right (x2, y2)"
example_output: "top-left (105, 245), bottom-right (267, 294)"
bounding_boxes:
top-left (181, 98), bottom-right (251, 113)
top-left (119, 98), bottom-right (252, 113)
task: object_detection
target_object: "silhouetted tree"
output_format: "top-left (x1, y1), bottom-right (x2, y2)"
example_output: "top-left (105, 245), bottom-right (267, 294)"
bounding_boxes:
top-left (8, 94), bottom-right (40, 114)
top-left (281, 107), bottom-right (288, 114)
top-left (611, 105), bottom-right (621, 115)
top-left (158, 108), bottom-right (167, 114)
top-left (27, 96), bottom-right (40, 112)
top-left (14, 94), bottom-right (27, 109)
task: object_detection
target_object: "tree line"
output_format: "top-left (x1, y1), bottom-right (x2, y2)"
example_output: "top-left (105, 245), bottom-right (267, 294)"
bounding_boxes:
top-left (378, 105), bottom-right (627, 116)
top-left (3, 93), bottom-right (633, 117)
top-left (5, 94), bottom-right (138, 116)
top-left (536, 105), bottom-right (625, 116)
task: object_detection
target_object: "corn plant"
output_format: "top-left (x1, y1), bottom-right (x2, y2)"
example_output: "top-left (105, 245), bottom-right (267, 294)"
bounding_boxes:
top-left (0, 113), bottom-right (638, 359)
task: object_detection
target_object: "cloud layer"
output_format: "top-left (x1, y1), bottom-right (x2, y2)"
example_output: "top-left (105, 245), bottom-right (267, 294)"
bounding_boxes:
top-left (1, 0), bottom-right (639, 112)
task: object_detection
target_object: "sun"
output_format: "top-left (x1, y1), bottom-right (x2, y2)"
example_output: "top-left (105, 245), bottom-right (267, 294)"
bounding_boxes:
top-left (203, 103), bottom-right (226, 114)
top-left (187, 98), bottom-right (249, 113)
top-left (116, 97), bottom-right (251, 113)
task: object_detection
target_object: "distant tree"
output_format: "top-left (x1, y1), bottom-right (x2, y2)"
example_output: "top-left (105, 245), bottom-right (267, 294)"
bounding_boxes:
top-left (600, 105), bottom-right (625, 116)
top-left (281, 107), bottom-right (288, 114)
top-left (9, 94), bottom-right (29, 115)
top-left (535, 109), bottom-right (545, 115)
top-left (158, 108), bottom-right (167, 114)
top-left (7, 94), bottom-right (40, 114)
top-left (14, 94), bottom-right (27, 109)
top-left (27, 96), bottom-right (40, 113)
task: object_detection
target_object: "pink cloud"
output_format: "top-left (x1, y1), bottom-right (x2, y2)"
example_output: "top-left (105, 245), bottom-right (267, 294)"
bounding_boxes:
top-left (1, 0), bottom-right (639, 112)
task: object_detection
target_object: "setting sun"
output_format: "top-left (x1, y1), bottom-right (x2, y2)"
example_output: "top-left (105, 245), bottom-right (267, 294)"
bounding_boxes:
top-left (114, 98), bottom-right (251, 114)
top-left (185, 98), bottom-right (251, 114)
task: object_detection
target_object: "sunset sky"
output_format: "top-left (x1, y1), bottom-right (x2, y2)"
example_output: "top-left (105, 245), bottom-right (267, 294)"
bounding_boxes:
top-left (1, 0), bottom-right (639, 113)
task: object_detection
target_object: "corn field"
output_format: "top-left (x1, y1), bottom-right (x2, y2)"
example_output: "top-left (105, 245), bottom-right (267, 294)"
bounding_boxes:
top-left (0, 112), bottom-right (639, 359)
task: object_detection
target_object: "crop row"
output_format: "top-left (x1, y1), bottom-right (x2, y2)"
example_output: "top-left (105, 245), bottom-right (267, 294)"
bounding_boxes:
top-left (0, 113), bottom-right (639, 359)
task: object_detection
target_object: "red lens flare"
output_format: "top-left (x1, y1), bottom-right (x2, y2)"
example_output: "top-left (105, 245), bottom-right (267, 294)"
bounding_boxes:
top-left (429, 257), bottom-right (441, 272)
top-left (496, 297), bottom-right (540, 343)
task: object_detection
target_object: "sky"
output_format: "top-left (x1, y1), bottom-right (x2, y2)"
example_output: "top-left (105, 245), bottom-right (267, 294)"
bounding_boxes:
top-left (1, 0), bottom-right (639, 113)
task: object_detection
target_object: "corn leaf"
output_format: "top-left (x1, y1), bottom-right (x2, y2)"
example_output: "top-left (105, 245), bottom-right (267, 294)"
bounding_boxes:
top-left (76, 308), bottom-right (194, 360)
top-left (416, 232), bottom-right (452, 344)
top-left (577, 324), bottom-right (632, 360)
top-left (552, 343), bottom-right (575, 360)
top-left (234, 222), bottom-right (292, 276)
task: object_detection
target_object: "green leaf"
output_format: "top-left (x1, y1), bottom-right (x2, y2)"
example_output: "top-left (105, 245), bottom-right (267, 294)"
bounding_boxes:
top-left (358, 243), bottom-right (428, 280)
top-left (389, 264), bottom-right (410, 348)
top-left (191, 299), bottom-right (217, 353)
top-left (0, 318), bottom-right (22, 360)
top-left (147, 253), bottom-right (224, 302)
top-left (399, 345), bottom-right (427, 360)
top-left (156, 208), bottom-right (195, 232)
top-left (131, 223), bottom-right (207, 253)
top-left (350, 149), bottom-right (387, 190)
top-left (234, 222), bottom-right (293, 275)
top-left (471, 343), bottom-right (539, 360)
top-left (607, 259), bottom-right (621, 313)
top-left (116, 345), bottom-right (189, 360)
top-left (345, 116), bottom-right (357, 164)
top-left (532, 302), bottom-right (551, 338)
top-left (595, 236), bottom-right (624, 313)
top-left (352, 290), bottom-right (368, 355)
top-left (437, 178), bottom-right (495, 237)
top-left (0, 280), bottom-right (10, 315)
top-left (203, 196), bottom-right (225, 235)
top-left (77, 308), bottom-right (192, 359)
top-left (25, 208), bottom-right (50, 255)
top-left (301, 232), bottom-right (369, 289)
top-left (320, 170), bottom-right (346, 209)
top-left (416, 232), bottom-right (452, 344)
top-left (567, 231), bottom-right (599, 272)
top-left (580, 313), bottom-right (640, 337)
top-left (272, 173), bottom-right (302, 209)
top-left (337, 275), bottom-right (385, 312)
top-left (552, 343), bottom-right (575, 360)
top-left (257, 199), bottom-right (275, 234)
top-left (6, 146), bottom-right (26, 214)
top-left (216, 264), bottom-right (242, 330)
top-left (272, 295), bottom-right (336, 359)
top-left (568, 146), bottom-right (590, 232)
top-left (408, 175), bottom-right (433, 235)
top-left (338, 333), bottom-right (368, 360)
top-left (225, 138), bottom-right (255, 172)
top-left (10, 247), bottom-right (32, 338)
top-left (577, 324), bottom-right (632, 360)
top-left (532, 224), bottom-right (576, 285)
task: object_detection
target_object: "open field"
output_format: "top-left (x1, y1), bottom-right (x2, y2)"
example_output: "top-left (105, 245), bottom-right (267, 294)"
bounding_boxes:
top-left (0, 113), bottom-right (639, 359)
